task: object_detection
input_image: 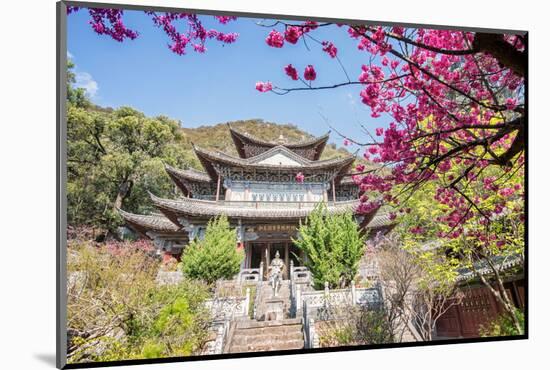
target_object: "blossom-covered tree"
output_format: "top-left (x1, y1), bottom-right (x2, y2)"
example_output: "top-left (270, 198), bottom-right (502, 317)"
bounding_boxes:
top-left (67, 7), bottom-right (238, 54)
top-left (253, 22), bottom-right (525, 333)
top-left (256, 21), bottom-right (525, 220)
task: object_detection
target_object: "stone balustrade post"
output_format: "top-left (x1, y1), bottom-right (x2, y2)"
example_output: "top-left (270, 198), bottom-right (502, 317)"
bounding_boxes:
top-left (244, 287), bottom-right (250, 317)
top-left (309, 318), bottom-right (316, 349)
top-left (324, 281), bottom-right (329, 297)
top-left (351, 280), bottom-right (356, 305)
top-left (214, 324), bottom-right (224, 354)
top-left (290, 260), bottom-right (294, 281)
top-left (296, 285), bottom-right (302, 316)
top-left (259, 261), bottom-right (264, 281)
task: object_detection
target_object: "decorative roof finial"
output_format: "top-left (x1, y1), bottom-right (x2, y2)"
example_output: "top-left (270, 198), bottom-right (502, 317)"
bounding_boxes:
top-left (277, 134), bottom-right (285, 144)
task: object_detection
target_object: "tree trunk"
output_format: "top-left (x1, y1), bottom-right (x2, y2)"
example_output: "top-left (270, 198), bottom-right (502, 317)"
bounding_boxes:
top-left (473, 33), bottom-right (526, 78)
top-left (113, 179), bottom-right (134, 211)
top-left (475, 260), bottom-right (523, 334)
top-left (106, 179), bottom-right (134, 240)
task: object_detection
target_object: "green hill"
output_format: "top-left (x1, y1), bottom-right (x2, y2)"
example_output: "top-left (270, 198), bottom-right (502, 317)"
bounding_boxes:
top-left (180, 119), bottom-right (351, 162)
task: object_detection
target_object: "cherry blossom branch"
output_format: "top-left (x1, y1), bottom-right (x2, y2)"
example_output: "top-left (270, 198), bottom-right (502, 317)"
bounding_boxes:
top-left (271, 74), bottom-right (410, 95)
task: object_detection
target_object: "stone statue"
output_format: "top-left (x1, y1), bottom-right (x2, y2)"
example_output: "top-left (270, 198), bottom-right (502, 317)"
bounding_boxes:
top-left (269, 250), bottom-right (285, 297)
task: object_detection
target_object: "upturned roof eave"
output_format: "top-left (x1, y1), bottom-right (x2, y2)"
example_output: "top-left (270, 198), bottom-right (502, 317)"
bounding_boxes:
top-left (117, 208), bottom-right (182, 235)
top-left (228, 124), bottom-right (330, 160)
top-left (192, 144), bottom-right (355, 175)
top-left (149, 193), bottom-right (389, 226)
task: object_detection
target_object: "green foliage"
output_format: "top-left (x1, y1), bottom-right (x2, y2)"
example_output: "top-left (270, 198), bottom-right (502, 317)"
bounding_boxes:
top-left (318, 306), bottom-right (393, 347)
top-left (181, 215), bottom-right (244, 284)
top-left (293, 204), bottom-right (366, 289)
top-left (67, 60), bottom-right (91, 109)
top-left (392, 160), bottom-right (524, 335)
top-left (394, 159), bottom-right (524, 266)
top-left (479, 309), bottom-right (525, 337)
top-left (67, 102), bottom-right (189, 232)
top-left (67, 242), bottom-right (211, 363)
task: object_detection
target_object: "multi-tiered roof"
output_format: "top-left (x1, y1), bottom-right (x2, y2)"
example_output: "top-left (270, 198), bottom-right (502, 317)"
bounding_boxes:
top-left (119, 125), bottom-right (393, 240)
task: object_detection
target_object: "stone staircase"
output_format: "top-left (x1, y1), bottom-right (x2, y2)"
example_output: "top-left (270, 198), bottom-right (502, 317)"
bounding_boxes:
top-left (255, 280), bottom-right (292, 320)
top-left (227, 318), bottom-right (305, 353)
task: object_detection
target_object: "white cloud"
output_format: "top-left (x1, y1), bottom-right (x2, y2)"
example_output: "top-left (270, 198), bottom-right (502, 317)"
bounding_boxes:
top-left (346, 92), bottom-right (357, 106)
top-left (74, 71), bottom-right (99, 98)
top-left (67, 50), bottom-right (73, 59)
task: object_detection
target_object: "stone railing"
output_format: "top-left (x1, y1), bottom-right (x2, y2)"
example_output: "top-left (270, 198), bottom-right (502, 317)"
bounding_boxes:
top-left (202, 318), bottom-right (232, 355)
top-left (238, 262), bottom-right (263, 283)
top-left (289, 262), bottom-right (312, 317)
top-left (291, 262), bottom-right (312, 284)
top-left (303, 300), bottom-right (319, 349)
top-left (295, 280), bottom-right (382, 318)
top-left (205, 287), bottom-right (251, 321)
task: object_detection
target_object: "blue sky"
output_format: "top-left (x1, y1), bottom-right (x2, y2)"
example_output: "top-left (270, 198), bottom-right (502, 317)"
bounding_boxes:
top-left (67, 9), bottom-right (393, 148)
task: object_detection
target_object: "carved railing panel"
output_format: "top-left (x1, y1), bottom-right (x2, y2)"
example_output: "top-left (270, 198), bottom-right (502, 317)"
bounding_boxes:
top-left (205, 296), bottom-right (248, 321)
top-left (238, 268), bottom-right (261, 283)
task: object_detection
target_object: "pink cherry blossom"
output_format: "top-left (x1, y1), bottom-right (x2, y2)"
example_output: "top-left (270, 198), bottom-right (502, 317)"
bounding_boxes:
top-left (284, 26), bottom-right (302, 44)
top-left (266, 30), bottom-right (284, 48)
top-left (304, 65), bottom-right (317, 81)
top-left (284, 64), bottom-right (299, 80)
top-left (506, 98), bottom-right (517, 110)
top-left (255, 81), bottom-right (273, 92)
top-left (322, 41), bottom-right (338, 58)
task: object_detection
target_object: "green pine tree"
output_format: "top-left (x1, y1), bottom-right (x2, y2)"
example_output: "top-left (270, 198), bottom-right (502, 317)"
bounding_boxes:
top-left (181, 215), bottom-right (244, 284)
top-left (293, 204), bottom-right (366, 289)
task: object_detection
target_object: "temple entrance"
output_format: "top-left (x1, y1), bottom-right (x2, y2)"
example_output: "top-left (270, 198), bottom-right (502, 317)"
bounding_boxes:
top-left (247, 241), bottom-right (303, 280)
top-left (249, 243), bottom-right (265, 273)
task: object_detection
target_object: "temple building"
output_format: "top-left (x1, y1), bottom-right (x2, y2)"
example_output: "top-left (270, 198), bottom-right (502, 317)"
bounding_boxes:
top-left (119, 125), bottom-right (394, 279)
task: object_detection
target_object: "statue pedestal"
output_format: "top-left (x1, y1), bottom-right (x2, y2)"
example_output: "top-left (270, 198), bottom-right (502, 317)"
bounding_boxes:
top-left (265, 298), bottom-right (284, 321)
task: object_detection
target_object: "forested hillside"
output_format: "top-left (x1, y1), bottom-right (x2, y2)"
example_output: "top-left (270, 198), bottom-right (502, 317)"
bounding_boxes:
top-left (182, 120), bottom-right (350, 162)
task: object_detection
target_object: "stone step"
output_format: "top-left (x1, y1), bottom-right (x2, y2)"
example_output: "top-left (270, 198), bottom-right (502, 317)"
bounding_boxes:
top-left (255, 281), bottom-right (293, 320)
top-left (231, 326), bottom-right (303, 338)
top-left (230, 332), bottom-right (304, 346)
top-left (260, 290), bottom-right (290, 296)
top-left (227, 318), bottom-right (305, 354)
top-left (229, 339), bottom-right (304, 353)
top-left (232, 327), bottom-right (303, 336)
top-left (236, 318), bottom-right (301, 329)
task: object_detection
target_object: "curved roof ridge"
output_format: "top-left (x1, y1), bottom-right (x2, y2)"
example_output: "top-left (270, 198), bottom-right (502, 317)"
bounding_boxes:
top-left (228, 124), bottom-right (330, 148)
top-left (193, 144), bottom-right (355, 170)
top-left (246, 145), bottom-right (312, 166)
